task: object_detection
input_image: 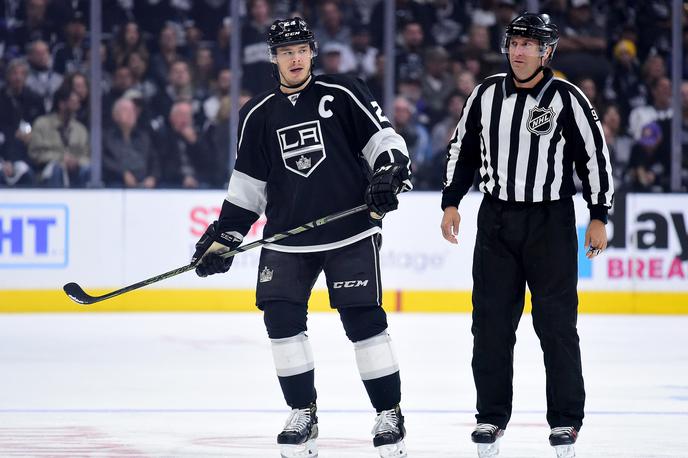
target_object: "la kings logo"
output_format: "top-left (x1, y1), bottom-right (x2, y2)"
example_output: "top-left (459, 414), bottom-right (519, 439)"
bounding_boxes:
top-left (527, 106), bottom-right (556, 136)
top-left (276, 120), bottom-right (326, 177)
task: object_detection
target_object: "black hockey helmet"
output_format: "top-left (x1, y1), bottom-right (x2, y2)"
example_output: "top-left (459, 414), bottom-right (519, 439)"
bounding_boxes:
top-left (267, 17), bottom-right (318, 58)
top-left (501, 13), bottom-right (559, 62)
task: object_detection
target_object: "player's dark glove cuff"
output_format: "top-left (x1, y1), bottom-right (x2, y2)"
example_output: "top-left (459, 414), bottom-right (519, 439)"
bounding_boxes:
top-left (365, 163), bottom-right (409, 215)
top-left (191, 221), bottom-right (243, 277)
top-left (196, 252), bottom-right (234, 277)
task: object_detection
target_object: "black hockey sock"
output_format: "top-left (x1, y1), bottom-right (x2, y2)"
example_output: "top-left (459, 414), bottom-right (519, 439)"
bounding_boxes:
top-left (278, 370), bottom-right (317, 409)
top-left (362, 371), bottom-right (401, 412)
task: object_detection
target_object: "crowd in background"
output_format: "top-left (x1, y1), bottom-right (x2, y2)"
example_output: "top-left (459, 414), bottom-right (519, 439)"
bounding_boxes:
top-left (0, 0), bottom-right (687, 192)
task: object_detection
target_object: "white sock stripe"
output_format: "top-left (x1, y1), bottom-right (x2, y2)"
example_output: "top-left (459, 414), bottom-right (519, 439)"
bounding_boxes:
top-left (354, 331), bottom-right (399, 381)
top-left (270, 332), bottom-right (314, 378)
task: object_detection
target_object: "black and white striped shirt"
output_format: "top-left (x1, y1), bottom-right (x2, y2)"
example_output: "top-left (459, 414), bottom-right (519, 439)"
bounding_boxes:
top-left (442, 68), bottom-right (614, 221)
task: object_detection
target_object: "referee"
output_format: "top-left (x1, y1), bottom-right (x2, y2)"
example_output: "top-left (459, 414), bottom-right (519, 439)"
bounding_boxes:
top-left (440, 13), bottom-right (613, 458)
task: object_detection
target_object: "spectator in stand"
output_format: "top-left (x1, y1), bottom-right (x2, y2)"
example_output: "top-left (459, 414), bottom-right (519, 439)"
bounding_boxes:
top-left (626, 121), bottom-right (669, 192)
top-left (489, 0), bottom-right (517, 52)
top-left (349, 25), bottom-right (378, 81)
top-left (126, 51), bottom-right (158, 102)
top-left (192, 46), bottom-right (216, 101)
top-left (458, 24), bottom-right (504, 77)
top-left (52, 11), bottom-right (88, 74)
top-left (203, 68), bottom-right (231, 122)
top-left (0, 59), bottom-right (45, 187)
top-left (103, 66), bottom-right (134, 129)
top-left (151, 25), bottom-right (181, 87)
top-left (318, 43), bottom-right (347, 75)
top-left (365, 54), bottom-right (385, 103)
top-left (430, 91), bottom-right (465, 156)
top-left (202, 95), bottom-right (233, 188)
top-left (25, 40), bottom-right (63, 112)
top-left (28, 85), bottom-right (89, 187)
top-left (628, 76), bottom-right (672, 140)
top-left (636, 0), bottom-right (673, 60)
top-left (156, 101), bottom-right (210, 189)
top-left (241, 0), bottom-right (274, 95)
top-left (212, 17), bottom-right (232, 73)
top-left (555, 0), bottom-right (609, 85)
top-left (601, 104), bottom-right (634, 189)
top-left (369, 0), bottom-right (433, 49)
top-left (314, 0), bottom-right (351, 48)
top-left (603, 39), bottom-right (648, 130)
top-left (577, 77), bottom-right (603, 113)
top-left (428, 0), bottom-right (470, 49)
top-left (393, 96), bottom-right (431, 167)
top-left (641, 53), bottom-right (668, 89)
top-left (397, 76), bottom-right (429, 125)
top-left (111, 22), bottom-right (150, 70)
top-left (396, 21), bottom-right (425, 83)
top-left (103, 98), bottom-right (158, 188)
top-left (421, 46), bottom-right (455, 125)
top-left (151, 60), bottom-right (204, 126)
top-left (416, 91), bottom-right (466, 191)
top-left (455, 70), bottom-right (476, 98)
top-left (9, 0), bottom-right (58, 50)
top-left (63, 71), bottom-right (89, 125)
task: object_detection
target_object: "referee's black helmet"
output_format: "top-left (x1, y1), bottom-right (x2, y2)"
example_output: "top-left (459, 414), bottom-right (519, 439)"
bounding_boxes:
top-left (501, 13), bottom-right (559, 62)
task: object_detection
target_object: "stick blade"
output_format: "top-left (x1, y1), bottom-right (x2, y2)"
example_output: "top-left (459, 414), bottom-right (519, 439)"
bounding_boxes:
top-left (63, 282), bottom-right (96, 305)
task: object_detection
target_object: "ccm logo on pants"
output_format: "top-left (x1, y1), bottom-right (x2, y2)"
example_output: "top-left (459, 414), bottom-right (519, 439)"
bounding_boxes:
top-left (333, 280), bottom-right (369, 289)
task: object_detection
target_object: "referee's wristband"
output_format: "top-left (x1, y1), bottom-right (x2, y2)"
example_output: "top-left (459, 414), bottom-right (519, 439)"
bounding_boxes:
top-left (589, 204), bottom-right (608, 224)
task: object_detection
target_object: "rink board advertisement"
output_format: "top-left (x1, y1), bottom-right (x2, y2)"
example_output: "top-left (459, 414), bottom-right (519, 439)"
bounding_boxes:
top-left (1, 190), bottom-right (687, 313)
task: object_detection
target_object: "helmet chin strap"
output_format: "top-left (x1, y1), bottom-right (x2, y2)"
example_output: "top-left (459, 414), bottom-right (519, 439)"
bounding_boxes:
top-left (508, 54), bottom-right (547, 84)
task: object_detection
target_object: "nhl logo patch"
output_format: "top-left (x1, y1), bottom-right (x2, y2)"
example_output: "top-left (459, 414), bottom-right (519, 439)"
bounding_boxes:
top-left (277, 120), bottom-right (326, 177)
top-left (527, 106), bottom-right (556, 136)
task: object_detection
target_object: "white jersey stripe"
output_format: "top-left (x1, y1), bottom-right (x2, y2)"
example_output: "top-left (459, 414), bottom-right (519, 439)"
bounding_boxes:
top-left (361, 127), bottom-right (409, 169)
top-left (225, 170), bottom-right (267, 215)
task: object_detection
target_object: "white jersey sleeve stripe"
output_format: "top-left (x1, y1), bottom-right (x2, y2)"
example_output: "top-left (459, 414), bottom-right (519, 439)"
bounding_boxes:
top-left (225, 170), bottom-right (267, 215)
top-left (361, 127), bottom-right (410, 168)
top-left (314, 80), bottom-right (382, 130)
top-left (238, 93), bottom-right (275, 152)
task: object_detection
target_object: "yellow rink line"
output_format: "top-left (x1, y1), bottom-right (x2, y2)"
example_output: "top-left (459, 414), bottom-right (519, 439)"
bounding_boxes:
top-left (1, 289), bottom-right (688, 314)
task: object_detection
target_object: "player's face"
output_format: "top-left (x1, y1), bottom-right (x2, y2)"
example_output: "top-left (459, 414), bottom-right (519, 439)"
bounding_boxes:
top-left (508, 37), bottom-right (547, 80)
top-left (275, 43), bottom-right (312, 86)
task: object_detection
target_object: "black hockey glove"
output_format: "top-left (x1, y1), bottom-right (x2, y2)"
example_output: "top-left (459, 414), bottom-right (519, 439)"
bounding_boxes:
top-left (192, 221), bottom-right (243, 277)
top-left (365, 163), bottom-right (409, 216)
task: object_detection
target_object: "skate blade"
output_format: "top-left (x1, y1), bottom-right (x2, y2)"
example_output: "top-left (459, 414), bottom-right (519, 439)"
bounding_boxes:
top-left (280, 439), bottom-right (318, 458)
top-left (477, 439), bottom-right (500, 457)
top-left (554, 444), bottom-right (575, 458)
top-left (376, 439), bottom-right (407, 457)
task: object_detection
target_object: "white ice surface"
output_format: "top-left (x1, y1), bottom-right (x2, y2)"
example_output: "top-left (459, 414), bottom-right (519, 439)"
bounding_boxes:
top-left (1, 313), bottom-right (687, 457)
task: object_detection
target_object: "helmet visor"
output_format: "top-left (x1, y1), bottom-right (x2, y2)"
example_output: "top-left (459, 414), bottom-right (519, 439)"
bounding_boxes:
top-left (501, 36), bottom-right (549, 57)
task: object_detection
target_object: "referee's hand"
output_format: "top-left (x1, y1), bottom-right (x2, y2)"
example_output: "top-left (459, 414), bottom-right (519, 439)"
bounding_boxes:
top-left (585, 219), bottom-right (608, 259)
top-left (441, 206), bottom-right (461, 244)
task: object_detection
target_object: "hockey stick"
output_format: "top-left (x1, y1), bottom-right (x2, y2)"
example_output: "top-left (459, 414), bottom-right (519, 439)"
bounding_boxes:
top-left (63, 204), bottom-right (370, 305)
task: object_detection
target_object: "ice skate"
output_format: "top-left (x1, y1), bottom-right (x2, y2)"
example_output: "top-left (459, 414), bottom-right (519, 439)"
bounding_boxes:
top-left (372, 405), bottom-right (407, 457)
top-left (277, 403), bottom-right (318, 458)
top-left (471, 423), bottom-right (504, 457)
top-left (549, 426), bottom-right (577, 458)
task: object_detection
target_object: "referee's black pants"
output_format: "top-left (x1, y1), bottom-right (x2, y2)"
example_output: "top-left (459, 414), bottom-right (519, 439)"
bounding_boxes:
top-left (471, 194), bottom-right (585, 431)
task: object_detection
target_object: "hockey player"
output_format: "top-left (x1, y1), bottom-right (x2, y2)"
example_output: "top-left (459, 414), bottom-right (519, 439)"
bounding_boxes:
top-left (440, 13), bottom-right (613, 458)
top-left (192, 17), bottom-right (411, 458)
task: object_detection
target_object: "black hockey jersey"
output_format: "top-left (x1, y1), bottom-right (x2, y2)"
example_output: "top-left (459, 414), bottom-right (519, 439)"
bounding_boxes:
top-left (218, 74), bottom-right (412, 252)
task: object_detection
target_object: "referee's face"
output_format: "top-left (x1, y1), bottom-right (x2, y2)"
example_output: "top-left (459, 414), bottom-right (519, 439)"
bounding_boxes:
top-left (508, 37), bottom-right (547, 81)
